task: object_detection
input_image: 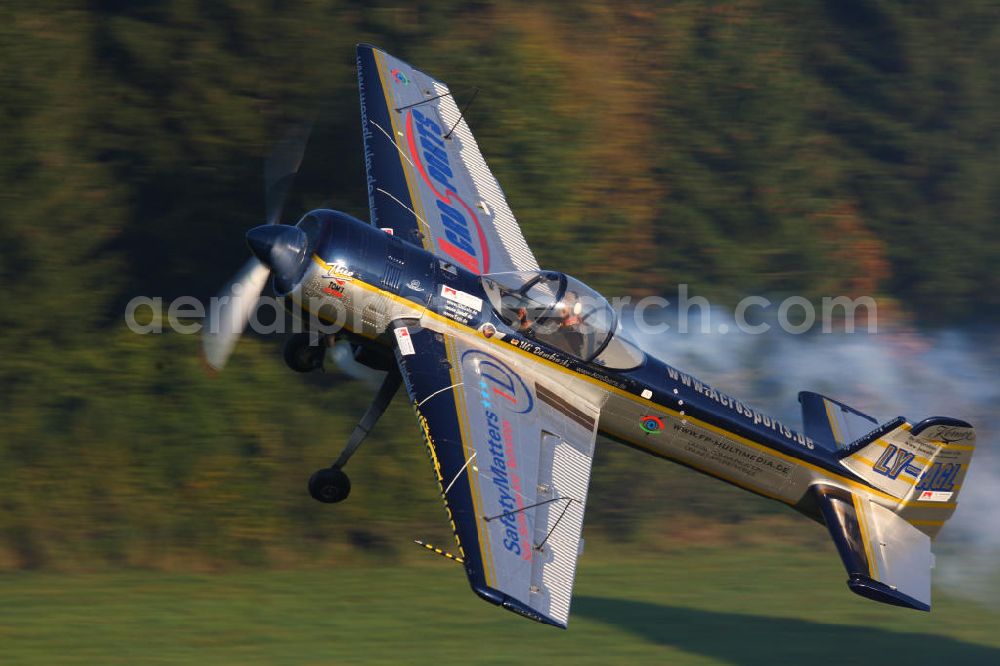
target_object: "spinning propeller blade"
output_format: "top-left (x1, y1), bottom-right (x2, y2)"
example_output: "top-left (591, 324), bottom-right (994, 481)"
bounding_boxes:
top-left (265, 117), bottom-right (315, 227)
top-left (202, 117), bottom-right (314, 371)
top-left (202, 258), bottom-right (271, 371)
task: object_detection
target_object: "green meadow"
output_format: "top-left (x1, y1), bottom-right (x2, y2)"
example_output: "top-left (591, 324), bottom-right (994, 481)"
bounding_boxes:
top-left (2, 545), bottom-right (997, 665)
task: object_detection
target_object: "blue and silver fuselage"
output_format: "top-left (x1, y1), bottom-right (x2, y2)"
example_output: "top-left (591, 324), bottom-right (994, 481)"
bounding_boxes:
top-left (280, 209), bottom-right (956, 532)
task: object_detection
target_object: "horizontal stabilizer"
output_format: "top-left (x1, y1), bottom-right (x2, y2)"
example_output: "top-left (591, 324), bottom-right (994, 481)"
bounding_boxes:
top-left (812, 485), bottom-right (932, 611)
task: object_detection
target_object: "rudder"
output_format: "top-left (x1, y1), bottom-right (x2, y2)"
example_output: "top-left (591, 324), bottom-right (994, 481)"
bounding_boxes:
top-left (839, 416), bottom-right (975, 538)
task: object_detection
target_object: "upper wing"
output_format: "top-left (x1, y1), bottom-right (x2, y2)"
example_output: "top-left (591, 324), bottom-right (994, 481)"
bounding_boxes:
top-left (356, 44), bottom-right (539, 275)
top-left (391, 321), bottom-right (600, 627)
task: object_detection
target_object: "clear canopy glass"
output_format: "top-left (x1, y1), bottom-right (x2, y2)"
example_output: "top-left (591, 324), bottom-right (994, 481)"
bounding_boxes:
top-left (481, 271), bottom-right (643, 368)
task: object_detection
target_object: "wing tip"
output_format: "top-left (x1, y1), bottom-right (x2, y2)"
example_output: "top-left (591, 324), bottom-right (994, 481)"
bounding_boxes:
top-left (355, 43), bottom-right (443, 86)
top-left (356, 42), bottom-right (384, 56)
top-left (472, 584), bottom-right (567, 629)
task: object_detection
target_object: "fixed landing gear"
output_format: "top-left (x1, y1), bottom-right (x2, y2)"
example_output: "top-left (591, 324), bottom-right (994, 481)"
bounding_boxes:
top-left (307, 363), bottom-right (402, 504)
top-left (308, 467), bottom-right (351, 503)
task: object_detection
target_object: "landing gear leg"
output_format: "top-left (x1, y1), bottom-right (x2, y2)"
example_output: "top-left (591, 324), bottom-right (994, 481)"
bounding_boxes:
top-left (307, 365), bottom-right (402, 504)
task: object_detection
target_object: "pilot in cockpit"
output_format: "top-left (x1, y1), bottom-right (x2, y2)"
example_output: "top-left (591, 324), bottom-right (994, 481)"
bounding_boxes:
top-left (556, 292), bottom-right (585, 356)
top-left (557, 292), bottom-right (583, 329)
top-left (516, 306), bottom-right (533, 331)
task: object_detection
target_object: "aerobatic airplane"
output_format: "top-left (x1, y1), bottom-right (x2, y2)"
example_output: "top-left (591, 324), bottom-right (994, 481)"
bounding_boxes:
top-left (203, 45), bottom-right (976, 628)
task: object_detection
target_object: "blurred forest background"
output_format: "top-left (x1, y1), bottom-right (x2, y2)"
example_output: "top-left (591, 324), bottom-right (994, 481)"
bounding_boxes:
top-left (1, 0), bottom-right (999, 572)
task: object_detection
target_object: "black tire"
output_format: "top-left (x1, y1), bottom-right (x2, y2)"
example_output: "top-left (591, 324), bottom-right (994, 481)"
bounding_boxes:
top-left (284, 332), bottom-right (325, 373)
top-left (308, 467), bottom-right (351, 504)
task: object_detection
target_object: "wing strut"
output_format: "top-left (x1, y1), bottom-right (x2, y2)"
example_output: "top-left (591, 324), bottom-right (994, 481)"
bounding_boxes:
top-left (443, 87), bottom-right (479, 139)
top-left (393, 86), bottom-right (475, 113)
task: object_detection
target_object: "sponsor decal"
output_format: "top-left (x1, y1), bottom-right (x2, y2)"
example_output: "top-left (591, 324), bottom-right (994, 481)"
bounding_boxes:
top-left (666, 366), bottom-right (815, 449)
top-left (381, 227), bottom-right (395, 235)
top-left (673, 422), bottom-right (792, 482)
top-left (504, 337), bottom-right (630, 389)
top-left (479, 407), bottom-right (531, 560)
top-left (465, 350), bottom-right (534, 559)
top-left (394, 326), bottom-right (415, 356)
top-left (905, 435), bottom-right (964, 461)
top-left (323, 279), bottom-right (346, 299)
top-left (507, 339), bottom-right (572, 368)
top-left (440, 285), bottom-right (483, 325)
top-left (406, 279), bottom-right (424, 292)
top-left (919, 490), bottom-right (954, 502)
top-left (390, 68), bottom-right (409, 85)
top-left (462, 350), bottom-right (533, 415)
top-left (479, 323), bottom-right (497, 339)
top-left (574, 364), bottom-right (629, 389)
top-left (926, 426), bottom-right (974, 445)
top-left (406, 108), bottom-right (490, 273)
top-left (324, 263), bottom-right (355, 280)
top-left (441, 285), bottom-right (483, 311)
top-left (873, 444), bottom-right (923, 480)
top-left (640, 415), bottom-right (664, 434)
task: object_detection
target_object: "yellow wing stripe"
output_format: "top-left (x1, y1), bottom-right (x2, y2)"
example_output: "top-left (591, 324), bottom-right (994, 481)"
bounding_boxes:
top-left (852, 493), bottom-right (879, 579)
top-left (871, 439), bottom-right (932, 466)
top-left (824, 398), bottom-right (843, 444)
top-left (443, 336), bottom-right (496, 586)
top-left (414, 407), bottom-right (466, 562)
top-left (372, 50), bottom-right (432, 253)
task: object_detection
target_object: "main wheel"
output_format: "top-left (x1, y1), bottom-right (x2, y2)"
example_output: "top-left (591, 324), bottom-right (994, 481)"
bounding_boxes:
top-left (284, 332), bottom-right (326, 373)
top-left (308, 467), bottom-right (351, 504)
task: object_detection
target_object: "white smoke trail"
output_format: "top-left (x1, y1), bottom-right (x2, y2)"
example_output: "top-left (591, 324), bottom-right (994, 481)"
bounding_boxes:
top-left (624, 306), bottom-right (1000, 607)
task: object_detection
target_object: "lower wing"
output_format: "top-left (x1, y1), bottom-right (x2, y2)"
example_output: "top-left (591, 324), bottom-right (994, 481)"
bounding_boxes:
top-left (391, 320), bottom-right (601, 627)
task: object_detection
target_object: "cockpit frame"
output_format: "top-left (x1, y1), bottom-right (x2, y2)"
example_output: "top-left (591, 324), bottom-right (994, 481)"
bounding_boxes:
top-left (482, 270), bottom-right (643, 369)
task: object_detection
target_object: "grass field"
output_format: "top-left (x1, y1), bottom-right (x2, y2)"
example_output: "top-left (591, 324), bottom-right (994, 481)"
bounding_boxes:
top-left (1, 544), bottom-right (998, 665)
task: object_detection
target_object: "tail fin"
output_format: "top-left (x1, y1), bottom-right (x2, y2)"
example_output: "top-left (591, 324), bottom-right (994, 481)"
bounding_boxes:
top-left (839, 416), bottom-right (975, 538)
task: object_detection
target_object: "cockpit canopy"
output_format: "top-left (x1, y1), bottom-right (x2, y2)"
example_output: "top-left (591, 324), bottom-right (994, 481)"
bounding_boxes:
top-left (481, 271), bottom-right (645, 369)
